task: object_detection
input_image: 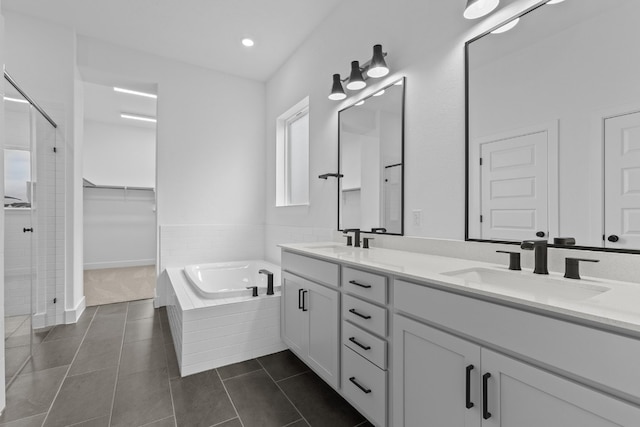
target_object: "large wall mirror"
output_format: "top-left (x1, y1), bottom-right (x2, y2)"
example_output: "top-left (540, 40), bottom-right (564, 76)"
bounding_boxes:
top-left (339, 77), bottom-right (405, 235)
top-left (466, 0), bottom-right (640, 252)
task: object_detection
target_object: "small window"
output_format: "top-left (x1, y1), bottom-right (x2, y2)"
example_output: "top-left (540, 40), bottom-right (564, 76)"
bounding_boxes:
top-left (4, 149), bottom-right (31, 208)
top-left (276, 97), bottom-right (310, 206)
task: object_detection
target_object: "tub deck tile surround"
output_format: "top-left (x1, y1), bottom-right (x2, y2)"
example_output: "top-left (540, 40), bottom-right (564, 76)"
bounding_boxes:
top-left (0, 299), bottom-right (372, 427)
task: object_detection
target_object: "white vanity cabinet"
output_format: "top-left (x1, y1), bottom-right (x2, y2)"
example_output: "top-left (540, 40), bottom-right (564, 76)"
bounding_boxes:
top-left (281, 252), bottom-right (340, 389)
top-left (393, 280), bottom-right (640, 427)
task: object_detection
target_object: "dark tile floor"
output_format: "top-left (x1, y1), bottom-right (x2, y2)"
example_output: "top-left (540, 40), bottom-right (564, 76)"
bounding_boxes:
top-left (1, 300), bottom-right (372, 427)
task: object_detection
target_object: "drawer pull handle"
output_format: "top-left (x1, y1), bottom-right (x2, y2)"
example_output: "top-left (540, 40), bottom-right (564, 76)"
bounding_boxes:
top-left (349, 280), bottom-right (372, 289)
top-left (349, 377), bottom-right (372, 394)
top-left (298, 289), bottom-right (304, 310)
top-left (348, 337), bottom-right (371, 350)
top-left (302, 290), bottom-right (308, 312)
top-left (348, 308), bottom-right (371, 319)
top-left (465, 364), bottom-right (474, 409)
top-left (482, 372), bottom-right (492, 420)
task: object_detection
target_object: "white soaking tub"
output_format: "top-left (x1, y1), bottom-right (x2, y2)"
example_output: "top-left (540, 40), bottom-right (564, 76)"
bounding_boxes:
top-left (162, 259), bottom-right (286, 377)
top-left (184, 260), bottom-right (282, 299)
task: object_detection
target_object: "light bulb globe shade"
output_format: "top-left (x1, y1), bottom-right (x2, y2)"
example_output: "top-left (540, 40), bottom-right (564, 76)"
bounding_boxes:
top-left (464, 0), bottom-right (500, 19)
top-left (346, 61), bottom-right (367, 91)
top-left (329, 74), bottom-right (347, 101)
top-left (367, 44), bottom-right (389, 78)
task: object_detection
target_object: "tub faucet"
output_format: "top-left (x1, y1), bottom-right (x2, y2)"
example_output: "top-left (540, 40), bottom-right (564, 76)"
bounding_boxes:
top-left (343, 229), bottom-right (361, 247)
top-left (259, 269), bottom-right (274, 295)
top-left (520, 239), bottom-right (548, 275)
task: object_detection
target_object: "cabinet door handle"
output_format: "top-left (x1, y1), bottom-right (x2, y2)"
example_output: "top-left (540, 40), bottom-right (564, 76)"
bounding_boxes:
top-left (348, 308), bottom-right (371, 319)
top-left (482, 372), bottom-right (492, 420)
top-left (348, 337), bottom-right (371, 350)
top-left (349, 280), bottom-right (372, 289)
top-left (465, 364), bottom-right (474, 409)
top-left (349, 377), bottom-right (372, 394)
top-left (298, 289), bottom-right (304, 310)
top-left (302, 290), bottom-right (308, 312)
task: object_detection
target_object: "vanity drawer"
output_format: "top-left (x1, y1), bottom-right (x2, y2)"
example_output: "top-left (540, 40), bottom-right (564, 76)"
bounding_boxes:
top-left (342, 346), bottom-right (387, 427)
top-left (343, 321), bottom-right (387, 370)
top-left (343, 294), bottom-right (387, 337)
top-left (281, 251), bottom-right (339, 287)
top-left (342, 267), bottom-right (387, 304)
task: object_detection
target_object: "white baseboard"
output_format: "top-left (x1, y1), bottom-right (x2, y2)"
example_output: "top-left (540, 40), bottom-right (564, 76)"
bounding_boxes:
top-left (83, 259), bottom-right (155, 270)
top-left (64, 297), bottom-right (86, 324)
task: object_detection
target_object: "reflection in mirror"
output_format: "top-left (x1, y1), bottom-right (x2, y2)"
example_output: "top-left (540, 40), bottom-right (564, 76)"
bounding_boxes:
top-left (339, 77), bottom-right (404, 235)
top-left (466, 0), bottom-right (640, 252)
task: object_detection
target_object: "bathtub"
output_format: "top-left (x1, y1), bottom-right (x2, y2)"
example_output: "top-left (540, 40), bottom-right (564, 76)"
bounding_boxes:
top-left (184, 260), bottom-right (282, 299)
top-left (162, 259), bottom-right (286, 376)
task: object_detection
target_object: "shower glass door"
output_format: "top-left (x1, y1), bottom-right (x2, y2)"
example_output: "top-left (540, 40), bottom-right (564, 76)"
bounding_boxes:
top-left (4, 86), bottom-right (34, 387)
top-left (4, 74), bottom-right (58, 388)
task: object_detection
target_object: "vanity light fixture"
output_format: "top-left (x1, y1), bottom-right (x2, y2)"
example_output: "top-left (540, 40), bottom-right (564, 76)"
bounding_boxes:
top-left (367, 45), bottom-right (389, 78)
top-left (120, 113), bottom-right (157, 123)
top-left (491, 17), bottom-right (520, 34)
top-left (464, 0), bottom-right (499, 19)
top-left (329, 44), bottom-right (390, 101)
top-left (113, 87), bottom-right (157, 99)
top-left (3, 96), bottom-right (29, 104)
top-left (328, 74), bottom-right (347, 100)
top-left (346, 61), bottom-right (367, 90)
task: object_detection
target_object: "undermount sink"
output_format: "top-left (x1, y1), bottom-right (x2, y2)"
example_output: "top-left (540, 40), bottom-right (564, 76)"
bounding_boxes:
top-left (443, 267), bottom-right (610, 302)
top-left (309, 244), bottom-right (359, 254)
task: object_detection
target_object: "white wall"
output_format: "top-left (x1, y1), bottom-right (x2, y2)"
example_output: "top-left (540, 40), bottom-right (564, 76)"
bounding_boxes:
top-left (264, 0), bottom-right (543, 261)
top-left (83, 120), bottom-right (156, 188)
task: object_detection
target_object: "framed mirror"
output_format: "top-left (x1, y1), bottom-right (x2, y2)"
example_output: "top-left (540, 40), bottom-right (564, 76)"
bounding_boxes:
top-left (466, 0), bottom-right (640, 252)
top-left (339, 77), bottom-right (405, 235)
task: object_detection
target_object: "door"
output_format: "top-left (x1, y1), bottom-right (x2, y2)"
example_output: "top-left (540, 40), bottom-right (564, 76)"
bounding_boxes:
top-left (479, 130), bottom-right (548, 241)
top-left (281, 273), bottom-right (306, 355)
top-left (481, 349), bottom-right (640, 427)
top-left (306, 280), bottom-right (339, 389)
top-left (604, 111), bottom-right (640, 249)
top-left (393, 315), bottom-right (481, 427)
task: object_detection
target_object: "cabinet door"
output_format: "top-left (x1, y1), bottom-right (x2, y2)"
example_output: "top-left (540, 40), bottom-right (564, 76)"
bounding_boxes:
top-left (306, 280), bottom-right (340, 389)
top-left (481, 349), bottom-right (640, 427)
top-left (281, 273), bottom-right (307, 356)
top-left (393, 315), bottom-right (481, 427)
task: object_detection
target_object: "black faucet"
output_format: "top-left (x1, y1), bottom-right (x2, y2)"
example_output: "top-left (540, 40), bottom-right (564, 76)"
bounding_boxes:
top-left (343, 229), bottom-right (361, 247)
top-left (259, 269), bottom-right (274, 295)
top-left (520, 240), bottom-right (548, 275)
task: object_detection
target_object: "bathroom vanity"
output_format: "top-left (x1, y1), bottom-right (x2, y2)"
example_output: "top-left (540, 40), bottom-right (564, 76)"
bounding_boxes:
top-left (279, 243), bottom-right (640, 427)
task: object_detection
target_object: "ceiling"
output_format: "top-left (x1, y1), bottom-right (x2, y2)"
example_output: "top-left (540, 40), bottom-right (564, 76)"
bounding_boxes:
top-left (84, 82), bottom-right (157, 129)
top-left (2, 0), bottom-right (345, 81)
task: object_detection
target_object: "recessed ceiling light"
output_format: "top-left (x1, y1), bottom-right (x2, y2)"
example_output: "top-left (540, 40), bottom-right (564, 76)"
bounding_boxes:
top-left (242, 38), bottom-right (255, 47)
top-left (4, 96), bottom-right (29, 104)
top-left (114, 87), bottom-right (157, 99)
top-left (121, 113), bottom-right (157, 123)
top-left (491, 17), bottom-right (520, 34)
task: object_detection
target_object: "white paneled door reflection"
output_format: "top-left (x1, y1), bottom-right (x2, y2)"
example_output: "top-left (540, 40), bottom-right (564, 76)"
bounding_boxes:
top-left (480, 131), bottom-right (548, 241)
top-left (604, 111), bottom-right (640, 250)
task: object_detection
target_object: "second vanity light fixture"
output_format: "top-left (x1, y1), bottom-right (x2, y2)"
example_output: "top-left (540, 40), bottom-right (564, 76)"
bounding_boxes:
top-left (329, 44), bottom-right (389, 101)
top-left (464, 0), bottom-right (499, 19)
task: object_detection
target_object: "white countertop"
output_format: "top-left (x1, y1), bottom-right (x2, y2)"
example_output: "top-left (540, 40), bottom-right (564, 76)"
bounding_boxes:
top-left (279, 242), bottom-right (640, 337)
